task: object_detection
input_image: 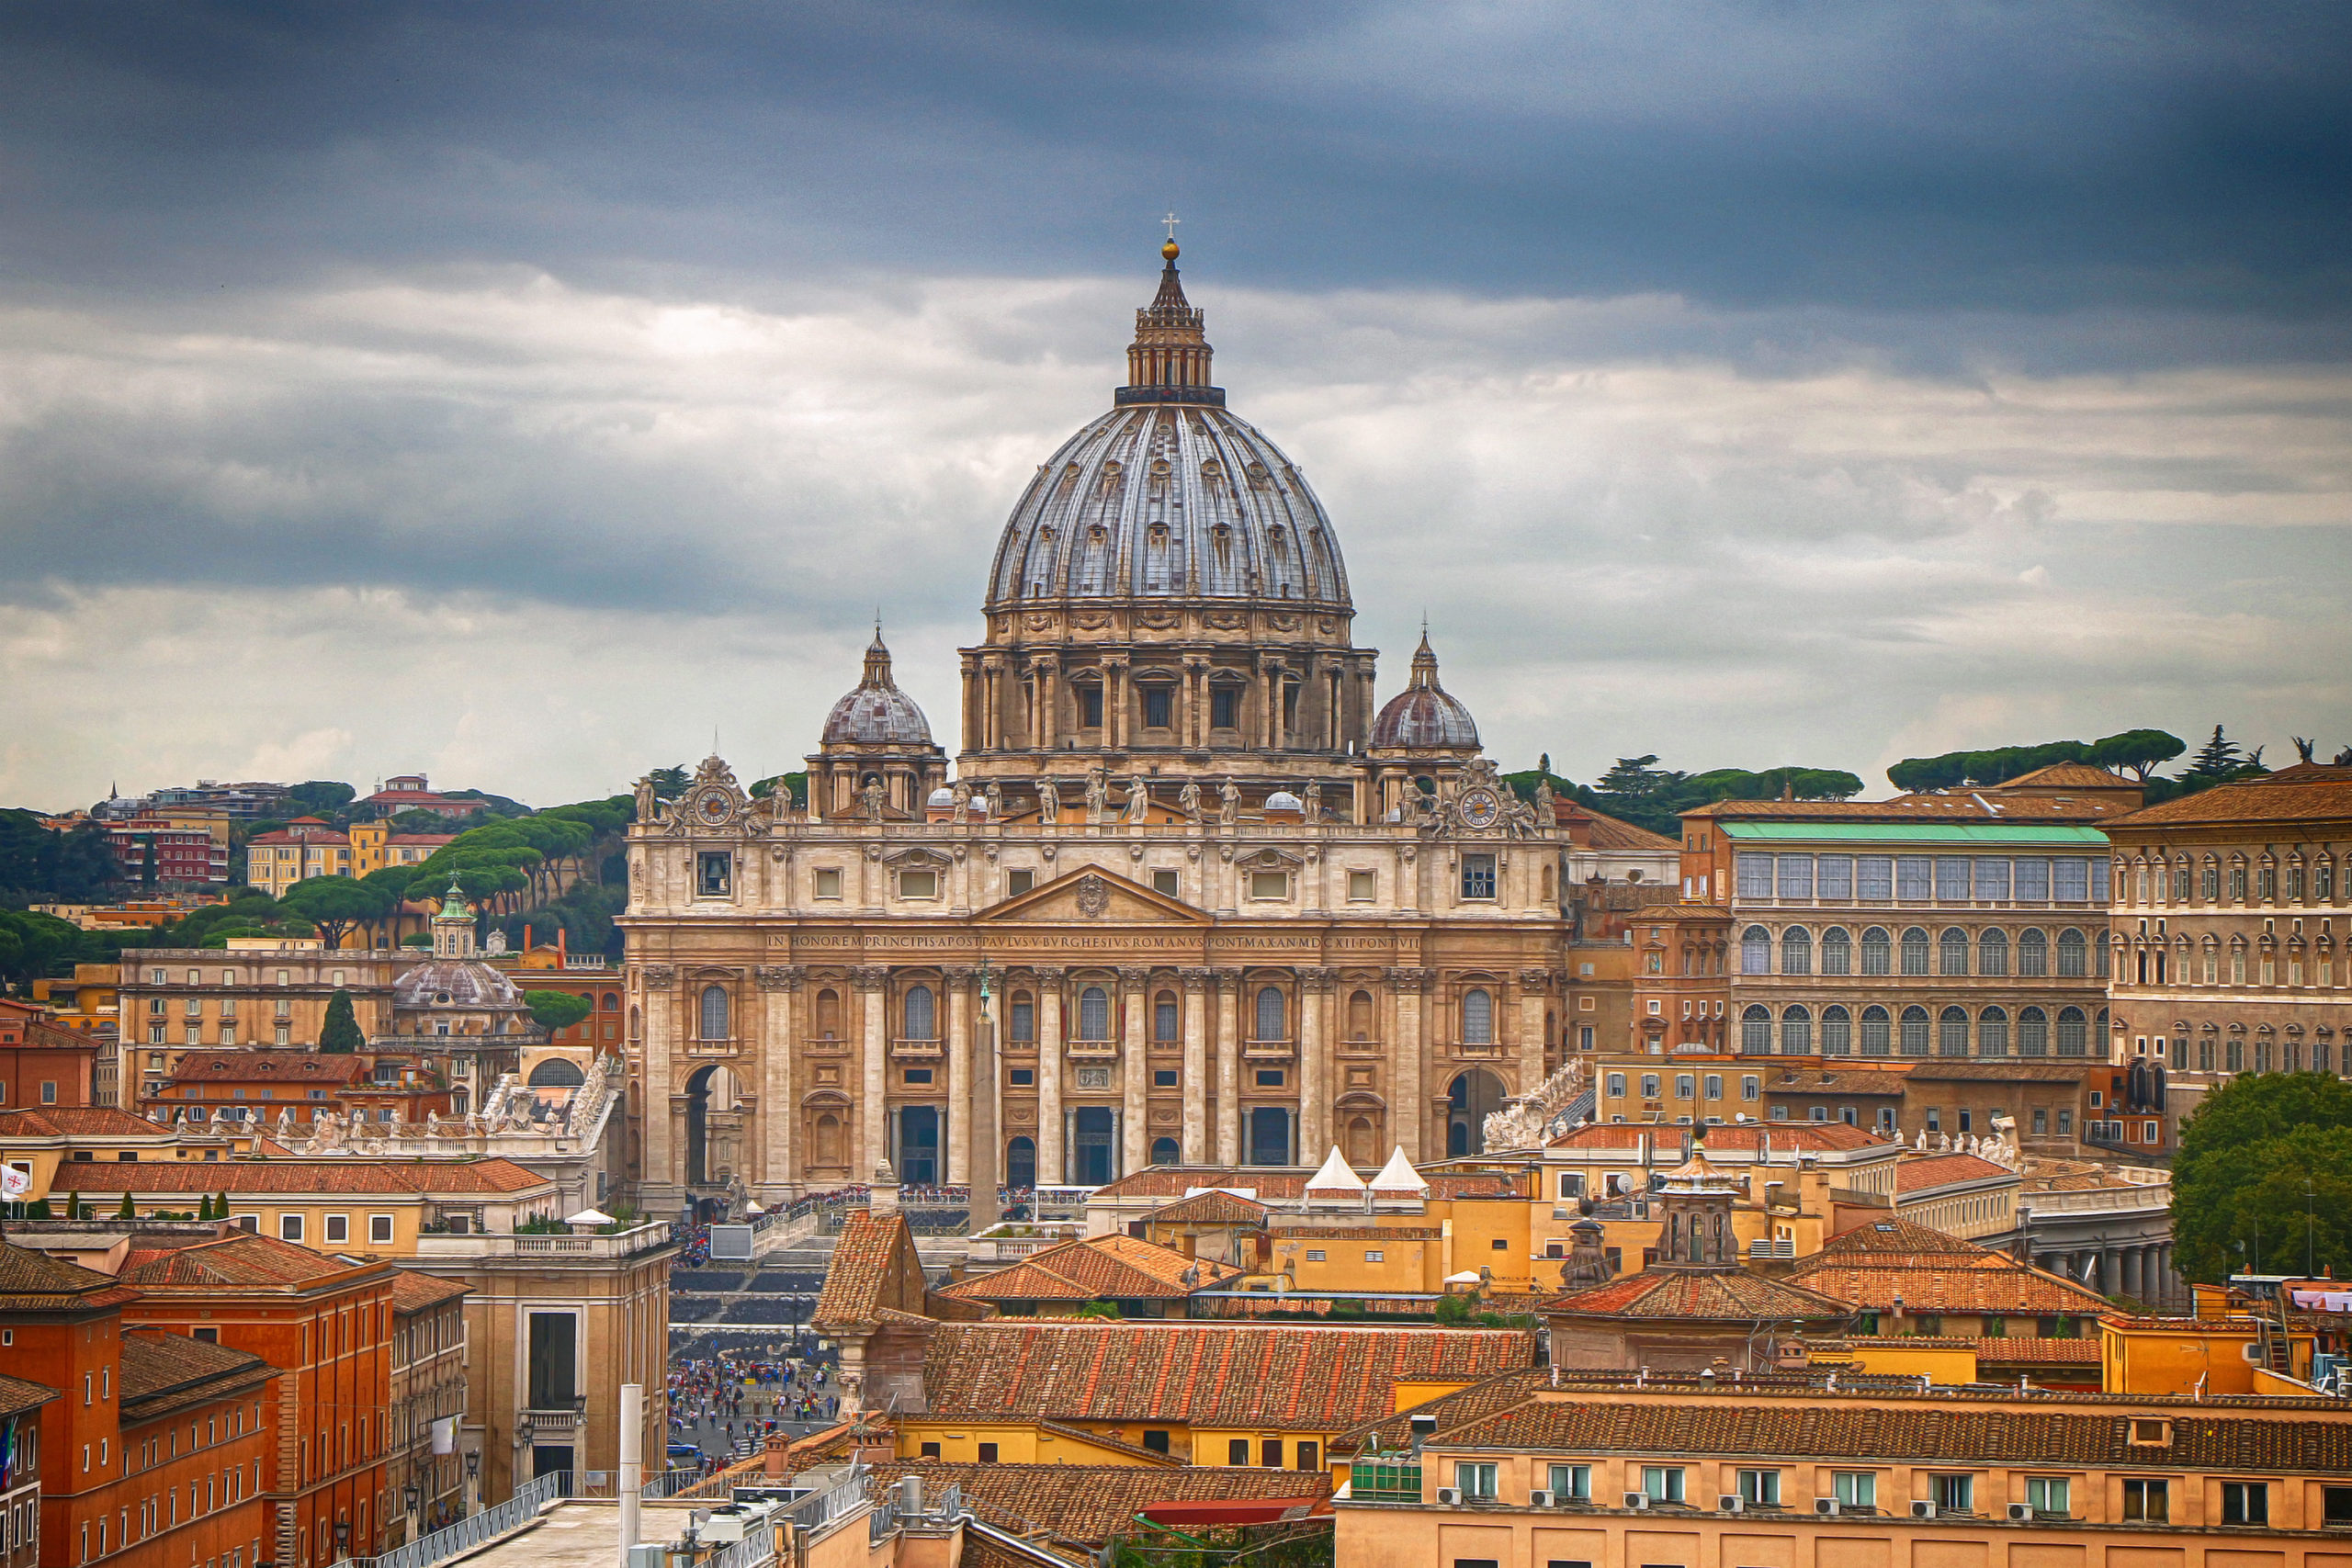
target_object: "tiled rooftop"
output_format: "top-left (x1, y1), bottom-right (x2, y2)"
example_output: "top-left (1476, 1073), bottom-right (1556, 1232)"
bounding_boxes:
top-left (869, 1461), bottom-right (1329, 1550)
top-left (937, 1235), bottom-right (1240, 1303)
top-left (119, 1330), bottom-right (274, 1419)
top-left (2109, 767), bottom-right (2352, 829)
top-left (48, 1156), bottom-right (548, 1196)
top-left (391, 1270), bottom-right (470, 1313)
top-left (0, 1106), bottom-right (184, 1137)
top-left (1544, 1267), bottom-right (1853, 1324)
top-left (1894, 1153), bottom-right (2017, 1194)
top-left (120, 1231), bottom-right (366, 1289)
top-left (811, 1209), bottom-right (929, 1330)
top-left (1091, 1168), bottom-right (1517, 1201)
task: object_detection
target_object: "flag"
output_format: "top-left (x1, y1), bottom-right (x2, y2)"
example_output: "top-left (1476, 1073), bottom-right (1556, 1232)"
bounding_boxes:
top-left (0, 1166), bottom-right (28, 1199)
top-left (431, 1417), bottom-right (456, 1456)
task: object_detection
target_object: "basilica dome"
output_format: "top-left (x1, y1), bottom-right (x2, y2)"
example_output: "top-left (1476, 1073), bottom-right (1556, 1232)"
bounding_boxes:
top-left (984, 243), bottom-right (1349, 615)
top-left (1371, 632), bottom-right (1480, 751)
top-left (821, 629), bottom-right (933, 747)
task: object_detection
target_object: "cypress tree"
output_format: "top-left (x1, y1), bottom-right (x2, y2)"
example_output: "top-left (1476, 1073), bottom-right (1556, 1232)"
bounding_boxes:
top-left (117, 1191), bottom-right (135, 1220)
top-left (319, 988), bottom-right (365, 1054)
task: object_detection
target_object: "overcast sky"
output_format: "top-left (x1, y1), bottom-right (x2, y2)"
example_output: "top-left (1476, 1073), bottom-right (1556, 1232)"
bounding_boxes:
top-left (3, 3), bottom-right (2348, 810)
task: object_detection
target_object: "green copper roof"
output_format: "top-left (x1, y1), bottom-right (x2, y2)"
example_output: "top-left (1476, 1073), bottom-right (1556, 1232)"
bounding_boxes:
top-left (1717, 822), bottom-right (2109, 845)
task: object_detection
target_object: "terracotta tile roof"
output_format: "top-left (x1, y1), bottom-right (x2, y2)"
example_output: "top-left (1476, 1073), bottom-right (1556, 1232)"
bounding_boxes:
top-left (869, 1461), bottom-right (1329, 1550)
top-left (1091, 1168), bottom-right (1516, 1201)
top-left (1267, 1226), bottom-right (1442, 1241)
top-left (1974, 1336), bottom-right (2103, 1364)
top-left (1685, 795), bottom-right (2115, 823)
top-left (119, 1330), bottom-right (274, 1420)
top-left (1544, 1267), bottom-right (1854, 1324)
top-left (1146, 1190), bottom-right (1268, 1225)
top-left (0, 1107), bottom-right (177, 1137)
top-left (1330, 1367), bottom-right (1552, 1457)
top-left (1904, 1062), bottom-right (2091, 1085)
top-left (1555, 802), bottom-right (1679, 852)
top-left (1816, 1216), bottom-right (1989, 1258)
top-left (167, 1052), bottom-right (366, 1084)
top-left (1431, 1388), bottom-right (2352, 1471)
top-left (1628, 903), bottom-right (1735, 922)
top-left (1546, 1122), bottom-right (1892, 1155)
top-left (812, 1209), bottom-right (930, 1330)
top-left (1894, 1153), bottom-right (2015, 1193)
top-left (938, 1235), bottom-right (1241, 1303)
top-left (2109, 769), bottom-right (2352, 829)
top-left (1763, 1070), bottom-right (1911, 1096)
top-left (51, 1157), bottom-right (548, 1196)
top-left (1033, 1419), bottom-right (1186, 1465)
top-left (1991, 762), bottom-right (2143, 793)
top-left (0, 1241), bottom-right (139, 1312)
top-left (390, 1270), bottom-right (469, 1313)
top-left (1788, 1234), bottom-right (2109, 1315)
top-left (0, 1372), bottom-right (59, 1421)
top-left (119, 1232), bottom-right (363, 1289)
top-left (921, 1323), bottom-right (1533, 1428)
top-left (959, 1530), bottom-right (1088, 1568)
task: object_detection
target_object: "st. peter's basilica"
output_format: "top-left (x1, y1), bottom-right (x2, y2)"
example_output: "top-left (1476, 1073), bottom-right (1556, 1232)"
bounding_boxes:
top-left (621, 240), bottom-right (1663, 1211)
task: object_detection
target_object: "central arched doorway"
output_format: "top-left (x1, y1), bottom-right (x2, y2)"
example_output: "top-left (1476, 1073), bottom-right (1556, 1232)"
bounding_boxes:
top-left (892, 1105), bottom-right (941, 1186)
top-left (1446, 1069), bottom-right (1508, 1156)
top-left (1006, 1135), bottom-right (1036, 1190)
top-left (1247, 1106), bottom-right (1293, 1167)
top-left (1071, 1107), bottom-right (1115, 1184)
top-left (684, 1063), bottom-right (742, 1187)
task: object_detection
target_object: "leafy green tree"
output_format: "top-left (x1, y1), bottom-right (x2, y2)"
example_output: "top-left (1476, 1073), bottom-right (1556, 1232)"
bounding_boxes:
top-left (319, 989), bottom-right (366, 1054)
top-left (285, 781), bottom-right (358, 820)
top-left (117, 1191), bottom-right (136, 1219)
top-left (524, 989), bottom-right (594, 1033)
top-left (648, 765), bottom-right (692, 802)
top-left (277, 876), bottom-right (395, 952)
top-left (2173, 1073), bottom-right (2352, 1281)
top-left (2086, 728), bottom-right (2187, 782)
top-left (24, 1198), bottom-right (51, 1220)
top-left (1595, 755), bottom-right (1687, 801)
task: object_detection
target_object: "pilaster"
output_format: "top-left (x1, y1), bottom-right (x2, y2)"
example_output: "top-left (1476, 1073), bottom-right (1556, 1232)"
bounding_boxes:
top-left (945, 966), bottom-right (974, 1186)
top-left (852, 965), bottom-right (888, 1181)
top-left (1035, 967), bottom-right (1066, 1183)
top-left (1180, 968), bottom-right (1211, 1164)
top-left (1214, 969), bottom-right (1242, 1166)
top-left (1120, 965), bottom-right (1150, 1176)
top-left (754, 965), bottom-right (802, 1197)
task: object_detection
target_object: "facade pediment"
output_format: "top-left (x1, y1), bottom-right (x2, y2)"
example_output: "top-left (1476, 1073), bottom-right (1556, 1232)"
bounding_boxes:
top-left (975, 866), bottom-right (1210, 926)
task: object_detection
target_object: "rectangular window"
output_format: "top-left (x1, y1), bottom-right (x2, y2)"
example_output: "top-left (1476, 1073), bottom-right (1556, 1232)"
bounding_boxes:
top-left (323, 1214), bottom-right (348, 1245)
top-left (369, 1215), bottom-right (393, 1245)
top-left (1816, 855), bottom-right (1854, 900)
top-left (1935, 857), bottom-right (1971, 902)
top-left (1454, 1462), bottom-right (1498, 1501)
top-left (2222, 1482), bottom-right (2267, 1526)
top-left (1007, 869), bottom-right (1034, 896)
top-left (1363, 1249), bottom-right (1384, 1262)
top-left (1143, 686), bottom-right (1172, 728)
top-left (1228, 1439), bottom-right (1250, 1465)
top-left (1642, 1466), bottom-right (1684, 1505)
top-left (1549, 1463), bottom-right (1591, 1501)
top-left (1640, 1074), bottom-right (1659, 1098)
top-left (1973, 858), bottom-right (2011, 900)
top-left (1857, 856), bottom-right (1894, 901)
top-left (1930, 1474), bottom-right (1973, 1514)
top-left (1741, 1075), bottom-right (1760, 1101)
top-left (1211, 687), bottom-right (1239, 729)
top-left (1152, 869), bottom-right (1180, 897)
top-left (898, 869), bottom-right (938, 900)
top-left (1675, 1074), bottom-right (1695, 1100)
top-left (1080, 685), bottom-right (1103, 728)
top-left (812, 867), bottom-right (842, 900)
top-left (1349, 870), bottom-right (1376, 902)
top-left (1736, 855), bottom-right (1774, 899)
top-left (1776, 855), bottom-right (1814, 899)
top-left (977, 1442), bottom-right (998, 1463)
top-left (2053, 858), bottom-right (2090, 902)
top-left (2015, 857), bottom-right (2051, 901)
top-left (1009, 1067), bottom-right (1035, 1086)
top-left (2120, 1479), bottom-right (2167, 1521)
top-left (1833, 1472), bottom-right (1876, 1509)
top-left (902, 1067), bottom-right (933, 1085)
top-left (1896, 857), bottom-right (1932, 900)
top-left (278, 1214), bottom-right (303, 1243)
top-left (1153, 1069), bottom-right (1178, 1088)
top-left (1460, 853), bottom-right (1497, 899)
top-left (695, 852), bottom-right (731, 897)
top-left (2320, 1486), bottom-right (2352, 1526)
top-left (1261, 1440), bottom-right (1282, 1468)
top-left (526, 1312), bottom-right (577, 1410)
top-left (2025, 1477), bottom-right (2070, 1516)
top-left (1607, 1072), bottom-right (1626, 1098)
top-left (1254, 1068), bottom-right (1285, 1088)
top-left (1703, 1074), bottom-right (1722, 1099)
top-left (1739, 1470), bottom-right (1781, 1507)
top-left (1250, 871), bottom-right (1289, 900)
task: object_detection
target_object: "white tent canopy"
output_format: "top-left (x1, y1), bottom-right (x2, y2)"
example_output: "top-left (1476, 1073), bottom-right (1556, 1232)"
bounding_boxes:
top-left (1369, 1146), bottom-right (1429, 1193)
top-left (1304, 1145), bottom-right (1367, 1193)
top-left (566, 1207), bottom-right (617, 1227)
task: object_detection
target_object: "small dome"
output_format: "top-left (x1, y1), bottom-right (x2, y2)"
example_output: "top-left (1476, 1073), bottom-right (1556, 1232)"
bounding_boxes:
top-left (1264, 791), bottom-right (1303, 811)
top-left (1371, 631), bottom-right (1479, 750)
top-left (392, 959), bottom-right (526, 1010)
top-left (928, 787), bottom-right (956, 808)
top-left (822, 627), bottom-right (934, 748)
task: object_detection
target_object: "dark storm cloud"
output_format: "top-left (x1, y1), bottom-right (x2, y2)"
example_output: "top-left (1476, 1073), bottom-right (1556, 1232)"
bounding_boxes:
top-left (1, 2), bottom-right (2347, 321)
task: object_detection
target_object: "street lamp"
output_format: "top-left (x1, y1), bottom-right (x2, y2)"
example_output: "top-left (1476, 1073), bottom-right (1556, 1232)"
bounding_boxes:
top-left (333, 1520), bottom-right (349, 1562)
top-left (403, 1486), bottom-right (418, 1517)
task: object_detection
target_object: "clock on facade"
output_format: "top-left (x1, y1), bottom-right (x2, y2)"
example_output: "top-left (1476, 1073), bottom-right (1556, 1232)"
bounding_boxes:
top-left (1458, 788), bottom-right (1501, 829)
top-left (694, 788), bottom-right (734, 826)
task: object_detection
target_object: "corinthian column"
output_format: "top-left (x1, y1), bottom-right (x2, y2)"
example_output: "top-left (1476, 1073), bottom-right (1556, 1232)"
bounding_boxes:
top-left (1519, 969), bottom-right (1551, 1099)
top-left (1215, 970), bottom-right (1242, 1166)
top-left (1120, 966), bottom-right (1149, 1177)
top-left (945, 966), bottom-right (974, 1186)
top-left (1299, 967), bottom-right (1335, 1162)
top-left (1035, 968), bottom-right (1066, 1184)
top-left (853, 966), bottom-right (888, 1179)
top-left (1181, 968), bottom-right (1211, 1164)
top-left (1388, 966), bottom-right (1429, 1159)
top-left (755, 965), bottom-right (802, 1197)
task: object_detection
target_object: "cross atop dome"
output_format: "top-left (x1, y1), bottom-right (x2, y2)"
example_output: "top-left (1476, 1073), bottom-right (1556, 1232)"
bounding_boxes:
top-left (1123, 231), bottom-right (1221, 407)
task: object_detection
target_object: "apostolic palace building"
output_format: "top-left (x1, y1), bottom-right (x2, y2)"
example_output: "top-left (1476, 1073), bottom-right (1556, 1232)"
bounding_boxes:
top-left (619, 240), bottom-right (1638, 1213)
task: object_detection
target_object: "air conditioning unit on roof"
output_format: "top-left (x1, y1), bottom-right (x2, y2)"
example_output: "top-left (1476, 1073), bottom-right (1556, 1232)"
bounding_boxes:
top-left (1719, 1495), bottom-right (1743, 1513)
top-left (1624, 1492), bottom-right (1651, 1510)
top-left (1435, 1487), bottom-right (1462, 1506)
top-left (1528, 1490), bottom-right (1554, 1508)
top-left (1814, 1498), bottom-right (1839, 1517)
top-left (1910, 1501), bottom-right (1938, 1519)
top-left (2007, 1503), bottom-right (2036, 1522)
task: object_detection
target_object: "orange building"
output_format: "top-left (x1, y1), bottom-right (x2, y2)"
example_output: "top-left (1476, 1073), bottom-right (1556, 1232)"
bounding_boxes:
top-left (0, 999), bottom-right (99, 1111)
top-left (1, 1372), bottom-right (58, 1568)
top-left (155, 1051), bottom-right (458, 1128)
top-left (0, 1244), bottom-right (275, 1568)
top-left (115, 1233), bottom-right (397, 1568)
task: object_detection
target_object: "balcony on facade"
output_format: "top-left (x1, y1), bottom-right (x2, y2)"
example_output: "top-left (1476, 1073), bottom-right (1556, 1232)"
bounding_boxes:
top-left (889, 1036), bottom-right (944, 1061)
top-left (412, 1221), bottom-right (672, 1262)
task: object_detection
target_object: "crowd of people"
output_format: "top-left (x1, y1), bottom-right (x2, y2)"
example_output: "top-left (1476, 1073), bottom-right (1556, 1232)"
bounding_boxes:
top-left (664, 1342), bottom-right (839, 1465)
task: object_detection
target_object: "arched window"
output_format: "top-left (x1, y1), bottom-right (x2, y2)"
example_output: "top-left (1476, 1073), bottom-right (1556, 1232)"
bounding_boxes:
top-left (1005, 1135), bottom-right (1036, 1189)
top-left (903, 984), bottom-right (935, 1041)
top-left (2018, 1006), bottom-right (2049, 1056)
top-left (1860, 928), bottom-right (1892, 976)
top-left (1347, 990), bottom-right (1374, 1041)
top-left (1900, 928), bottom-right (1931, 976)
top-left (1820, 927), bottom-right (1852, 976)
top-left (1860, 1005), bottom-right (1891, 1055)
top-left (527, 1057), bottom-right (585, 1088)
top-left (1977, 1006), bottom-right (2008, 1057)
top-left (1939, 1006), bottom-right (1969, 1056)
top-left (601, 992), bottom-right (619, 1011)
top-left (2056, 1005), bottom-right (2088, 1056)
top-left (628, 1004), bottom-right (641, 1043)
top-left (1741, 1005), bottom-right (1772, 1055)
top-left (1079, 986), bottom-right (1111, 1041)
top-left (1462, 988), bottom-right (1494, 1043)
top-left (1978, 928), bottom-right (2008, 976)
top-left (1939, 928), bottom-right (1970, 976)
top-left (1899, 1005), bottom-right (1931, 1055)
top-left (1255, 986), bottom-right (1286, 1041)
top-left (2018, 928), bottom-right (2049, 976)
top-left (1821, 1005), bottom-right (1852, 1055)
top-left (1009, 991), bottom-right (1035, 1043)
top-left (1742, 926), bottom-right (1773, 975)
top-left (2057, 928), bottom-right (2088, 977)
top-left (1781, 928), bottom-right (1812, 976)
top-left (1153, 991), bottom-right (1179, 1043)
top-left (1781, 1005), bottom-right (1812, 1055)
top-left (1149, 1136), bottom-right (1179, 1167)
top-left (813, 1113), bottom-right (843, 1169)
top-left (698, 985), bottom-right (729, 1042)
top-left (815, 988), bottom-right (842, 1039)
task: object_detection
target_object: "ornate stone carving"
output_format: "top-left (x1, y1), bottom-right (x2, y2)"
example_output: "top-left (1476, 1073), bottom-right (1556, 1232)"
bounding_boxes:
top-left (1179, 967), bottom-right (1213, 990)
top-left (1117, 966), bottom-right (1152, 987)
top-left (1033, 965), bottom-right (1068, 985)
top-left (1299, 966), bottom-right (1340, 992)
top-left (1074, 874), bottom-right (1112, 918)
top-left (754, 965), bottom-right (805, 992)
top-left (641, 965), bottom-right (677, 987)
top-left (944, 965), bottom-right (976, 984)
top-left (1384, 965), bottom-right (1432, 989)
top-left (1518, 969), bottom-right (1553, 990)
top-left (850, 966), bottom-right (889, 992)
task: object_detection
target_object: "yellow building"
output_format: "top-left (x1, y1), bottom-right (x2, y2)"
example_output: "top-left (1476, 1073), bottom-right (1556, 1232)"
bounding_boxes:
top-left (245, 819), bottom-right (455, 897)
top-left (2101, 1310), bottom-right (2317, 1396)
top-left (0, 1105), bottom-right (240, 1201)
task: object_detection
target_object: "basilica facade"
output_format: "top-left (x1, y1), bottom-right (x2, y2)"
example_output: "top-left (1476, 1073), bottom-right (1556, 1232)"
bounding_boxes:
top-left (620, 241), bottom-right (1619, 1211)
